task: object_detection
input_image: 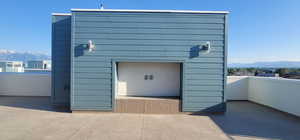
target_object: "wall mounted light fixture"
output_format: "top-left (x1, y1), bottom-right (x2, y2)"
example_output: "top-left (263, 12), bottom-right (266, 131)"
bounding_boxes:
top-left (87, 40), bottom-right (96, 52)
top-left (199, 41), bottom-right (211, 54)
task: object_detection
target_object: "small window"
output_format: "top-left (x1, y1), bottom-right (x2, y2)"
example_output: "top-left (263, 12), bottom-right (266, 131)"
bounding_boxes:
top-left (149, 75), bottom-right (153, 80)
top-left (144, 75), bottom-right (148, 80)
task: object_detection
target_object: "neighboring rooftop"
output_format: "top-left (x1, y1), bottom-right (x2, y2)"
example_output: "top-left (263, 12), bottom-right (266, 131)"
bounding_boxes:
top-left (0, 97), bottom-right (299, 140)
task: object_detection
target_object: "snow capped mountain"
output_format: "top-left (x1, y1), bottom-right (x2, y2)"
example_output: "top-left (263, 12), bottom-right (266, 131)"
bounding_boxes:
top-left (228, 61), bottom-right (300, 68)
top-left (0, 49), bottom-right (51, 62)
top-left (0, 49), bottom-right (16, 54)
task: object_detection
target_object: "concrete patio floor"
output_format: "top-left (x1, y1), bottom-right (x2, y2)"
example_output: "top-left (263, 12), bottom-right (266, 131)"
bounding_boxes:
top-left (0, 96), bottom-right (300, 140)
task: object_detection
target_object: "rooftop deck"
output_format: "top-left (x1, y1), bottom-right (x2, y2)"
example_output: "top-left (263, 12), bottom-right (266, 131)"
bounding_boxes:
top-left (0, 74), bottom-right (300, 139)
top-left (0, 96), bottom-right (299, 140)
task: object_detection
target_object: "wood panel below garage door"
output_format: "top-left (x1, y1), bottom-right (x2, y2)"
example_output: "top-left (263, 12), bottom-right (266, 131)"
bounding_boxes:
top-left (115, 96), bottom-right (180, 114)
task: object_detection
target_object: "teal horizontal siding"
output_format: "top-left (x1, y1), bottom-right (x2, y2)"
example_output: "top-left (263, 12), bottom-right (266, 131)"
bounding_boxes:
top-left (74, 96), bottom-right (112, 102)
top-left (73, 90), bottom-right (111, 96)
top-left (185, 79), bottom-right (223, 86)
top-left (74, 73), bottom-right (111, 79)
top-left (74, 79), bottom-right (111, 85)
top-left (72, 101), bottom-right (111, 107)
top-left (71, 106), bottom-right (112, 111)
top-left (73, 67), bottom-right (111, 73)
top-left (73, 61), bottom-right (112, 67)
top-left (74, 34), bottom-right (223, 40)
top-left (75, 40), bottom-right (224, 46)
top-left (52, 15), bottom-right (71, 107)
top-left (185, 74), bottom-right (223, 80)
top-left (185, 68), bottom-right (224, 74)
top-left (74, 45), bottom-right (224, 52)
top-left (185, 63), bottom-right (224, 69)
top-left (183, 97), bottom-right (223, 102)
top-left (187, 57), bottom-right (224, 63)
top-left (184, 85), bottom-right (223, 91)
top-left (74, 84), bottom-right (111, 90)
top-left (75, 22), bottom-right (224, 29)
top-left (183, 102), bottom-right (222, 108)
top-left (75, 28), bottom-right (224, 35)
top-left (71, 11), bottom-right (226, 112)
top-left (77, 52), bottom-right (223, 58)
top-left (75, 17), bottom-right (224, 24)
top-left (184, 91), bottom-right (223, 96)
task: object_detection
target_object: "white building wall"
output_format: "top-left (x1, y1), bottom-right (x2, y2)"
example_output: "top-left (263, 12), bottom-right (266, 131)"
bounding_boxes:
top-left (0, 73), bottom-right (51, 96)
top-left (248, 77), bottom-right (300, 117)
top-left (227, 76), bottom-right (300, 117)
top-left (226, 76), bottom-right (249, 100)
top-left (13, 67), bottom-right (24, 72)
top-left (0, 74), bottom-right (299, 117)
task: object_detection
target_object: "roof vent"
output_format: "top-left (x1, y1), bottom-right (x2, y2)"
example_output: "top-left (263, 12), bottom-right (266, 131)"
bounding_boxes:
top-left (99, 1), bottom-right (104, 10)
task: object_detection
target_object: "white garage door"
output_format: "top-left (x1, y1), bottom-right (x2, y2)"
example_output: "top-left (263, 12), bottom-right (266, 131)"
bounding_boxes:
top-left (117, 62), bottom-right (180, 97)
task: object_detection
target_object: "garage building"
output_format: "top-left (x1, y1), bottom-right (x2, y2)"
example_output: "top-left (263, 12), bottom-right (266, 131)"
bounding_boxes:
top-left (51, 9), bottom-right (228, 113)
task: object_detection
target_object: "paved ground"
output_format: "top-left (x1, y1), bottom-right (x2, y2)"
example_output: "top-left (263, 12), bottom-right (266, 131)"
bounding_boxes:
top-left (0, 97), bottom-right (300, 140)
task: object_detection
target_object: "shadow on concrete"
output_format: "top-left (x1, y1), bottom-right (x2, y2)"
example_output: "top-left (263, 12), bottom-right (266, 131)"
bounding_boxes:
top-left (190, 101), bottom-right (300, 140)
top-left (1, 96), bottom-right (300, 139)
top-left (188, 103), bottom-right (226, 115)
top-left (0, 96), bottom-right (70, 113)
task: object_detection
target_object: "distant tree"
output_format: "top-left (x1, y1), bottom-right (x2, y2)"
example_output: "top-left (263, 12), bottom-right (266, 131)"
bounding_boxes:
top-left (275, 68), bottom-right (289, 77)
top-left (228, 68), bottom-right (235, 75)
top-left (254, 71), bottom-right (259, 76)
top-left (246, 68), bottom-right (255, 73)
top-left (246, 68), bottom-right (256, 75)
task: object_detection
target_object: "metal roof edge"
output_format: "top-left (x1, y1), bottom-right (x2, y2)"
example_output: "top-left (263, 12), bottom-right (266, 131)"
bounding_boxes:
top-left (52, 13), bottom-right (72, 16)
top-left (70, 9), bottom-right (229, 14)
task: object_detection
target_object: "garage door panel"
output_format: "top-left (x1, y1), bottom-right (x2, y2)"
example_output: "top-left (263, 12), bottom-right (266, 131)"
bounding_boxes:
top-left (117, 62), bottom-right (180, 97)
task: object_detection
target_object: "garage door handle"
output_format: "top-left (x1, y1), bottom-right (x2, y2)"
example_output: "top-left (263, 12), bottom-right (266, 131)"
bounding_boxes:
top-left (144, 75), bottom-right (153, 80)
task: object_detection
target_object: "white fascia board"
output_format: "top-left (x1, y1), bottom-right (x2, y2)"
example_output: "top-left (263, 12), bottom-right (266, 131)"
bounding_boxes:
top-left (71, 9), bottom-right (229, 14)
top-left (52, 13), bottom-right (71, 16)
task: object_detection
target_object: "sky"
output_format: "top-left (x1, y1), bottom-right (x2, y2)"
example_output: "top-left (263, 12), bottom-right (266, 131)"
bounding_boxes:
top-left (0, 0), bottom-right (299, 63)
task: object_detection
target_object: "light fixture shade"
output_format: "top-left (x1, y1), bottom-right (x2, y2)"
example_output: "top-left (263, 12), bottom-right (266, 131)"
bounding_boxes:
top-left (88, 40), bottom-right (96, 52)
top-left (203, 41), bottom-right (211, 52)
top-left (199, 41), bottom-right (211, 54)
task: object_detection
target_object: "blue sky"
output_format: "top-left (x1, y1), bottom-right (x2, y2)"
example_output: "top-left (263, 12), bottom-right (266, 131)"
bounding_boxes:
top-left (0, 0), bottom-right (299, 63)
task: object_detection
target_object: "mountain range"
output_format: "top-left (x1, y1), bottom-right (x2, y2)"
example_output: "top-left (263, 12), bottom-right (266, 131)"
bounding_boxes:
top-left (228, 61), bottom-right (300, 68)
top-left (0, 49), bottom-right (50, 62)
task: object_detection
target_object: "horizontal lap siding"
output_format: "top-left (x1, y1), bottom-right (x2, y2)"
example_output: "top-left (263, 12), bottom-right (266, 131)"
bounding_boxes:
top-left (52, 15), bottom-right (71, 106)
top-left (71, 11), bottom-right (226, 111)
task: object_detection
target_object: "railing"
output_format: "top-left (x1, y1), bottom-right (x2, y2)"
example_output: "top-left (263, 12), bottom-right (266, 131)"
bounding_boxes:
top-left (0, 73), bottom-right (299, 116)
top-left (0, 73), bottom-right (51, 96)
top-left (226, 76), bottom-right (248, 100)
top-left (227, 76), bottom-right (300, 117)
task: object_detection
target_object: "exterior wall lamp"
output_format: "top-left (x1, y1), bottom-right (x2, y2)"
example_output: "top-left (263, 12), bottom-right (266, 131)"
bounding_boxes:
top-left (87, 40), bottom-right (96, 52)
top-left (199, 41), bottom-right (211, 54)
